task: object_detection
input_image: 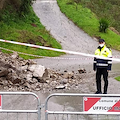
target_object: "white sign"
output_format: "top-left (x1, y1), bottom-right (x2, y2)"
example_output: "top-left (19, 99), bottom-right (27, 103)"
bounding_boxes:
top-left (83, 97), bottom-right (120, 112)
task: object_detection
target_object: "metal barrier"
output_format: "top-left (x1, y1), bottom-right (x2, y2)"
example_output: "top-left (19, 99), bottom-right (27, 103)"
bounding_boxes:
top-left (0, 92), bottom-right (41, 120)
top-left (1, 92), bottom-right (120, 120)
top-left (45, 93), bottom-right (120, 120)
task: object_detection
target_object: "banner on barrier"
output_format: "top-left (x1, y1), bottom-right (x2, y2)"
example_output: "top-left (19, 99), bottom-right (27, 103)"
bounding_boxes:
top-left (83, 97), bottom-right (120, 112)
top-left (0, 95), bottom-right (2, 109)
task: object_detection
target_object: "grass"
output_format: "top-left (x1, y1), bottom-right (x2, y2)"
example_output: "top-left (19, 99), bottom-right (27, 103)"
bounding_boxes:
top-left (78, 0), bottom-right (120, 33)
top-left (0, 6), bottom-right (64, 59)
top-left (57, 0), bottom-right (120, 51)
top-left (115, 76), bottom-right (120, 82)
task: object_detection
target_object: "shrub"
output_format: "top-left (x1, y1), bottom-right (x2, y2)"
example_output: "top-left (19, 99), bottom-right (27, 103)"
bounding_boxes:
top-left (19, 0), bottom-right (35, 17)
top-left (99, 18), bottom-right (109, 33)
top-left (0, 0), bottom-right (36, 18)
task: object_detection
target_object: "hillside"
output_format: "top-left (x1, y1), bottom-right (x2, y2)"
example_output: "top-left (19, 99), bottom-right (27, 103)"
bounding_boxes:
top-left (79, 0), bottom-right (120, 33)
top-left (0, 0), bottom-right (63, 59)
top-left (1, 0), bottom-right (120, 57)
top-left (57, 0), bottom-right (120, 51)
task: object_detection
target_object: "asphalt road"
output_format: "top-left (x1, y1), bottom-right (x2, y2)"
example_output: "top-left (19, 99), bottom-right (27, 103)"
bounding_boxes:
top-left (32, 0), bottom-right (98, 73)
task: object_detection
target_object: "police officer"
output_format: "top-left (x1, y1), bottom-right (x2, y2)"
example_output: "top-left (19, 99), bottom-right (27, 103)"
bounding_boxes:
top-left (93, 39), bottom-right (112, 94)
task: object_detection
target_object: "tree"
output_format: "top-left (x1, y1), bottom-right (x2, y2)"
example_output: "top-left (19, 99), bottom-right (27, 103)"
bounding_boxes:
top-left (0, 0), bottom-right (6, 10)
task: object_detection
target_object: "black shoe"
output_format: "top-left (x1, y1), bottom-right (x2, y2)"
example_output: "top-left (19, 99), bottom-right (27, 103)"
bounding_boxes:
top-left (103, 92), bottom-right (107, 94)
top-left (95, 91), bottom-right (102, 94)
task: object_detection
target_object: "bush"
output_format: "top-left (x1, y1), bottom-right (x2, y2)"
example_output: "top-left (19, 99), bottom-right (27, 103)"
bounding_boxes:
top-left (99, 18), bottom-right (109, 33)
top-left (19, 0), bottom-right (35, 17)
top-left (0, 0), bottom-right (36, 18)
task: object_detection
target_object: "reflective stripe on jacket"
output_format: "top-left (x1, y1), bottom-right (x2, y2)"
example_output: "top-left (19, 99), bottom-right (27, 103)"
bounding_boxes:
top-left (93, 45), bottom-right (112, 70)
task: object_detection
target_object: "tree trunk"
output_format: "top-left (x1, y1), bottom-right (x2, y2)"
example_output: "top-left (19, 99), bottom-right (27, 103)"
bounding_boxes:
top-left (0, 0), bottom-right (6, 10)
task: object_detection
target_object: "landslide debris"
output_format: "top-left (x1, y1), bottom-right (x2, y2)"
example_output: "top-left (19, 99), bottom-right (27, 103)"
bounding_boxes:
top-left (0, 51), bottom-right (87, 92)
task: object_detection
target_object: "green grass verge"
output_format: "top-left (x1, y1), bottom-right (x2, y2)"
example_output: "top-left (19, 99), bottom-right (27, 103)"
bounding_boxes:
top-left (57, 0), bottom-right (120, 50)
top-left (0, 6), bottom-right (64, 59)
top-left (115, 76), bottom-right (120, 82)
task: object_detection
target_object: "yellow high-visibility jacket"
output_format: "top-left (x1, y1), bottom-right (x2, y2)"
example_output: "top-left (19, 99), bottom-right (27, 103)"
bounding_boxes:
top-left (93, 45), bottom-right (112, 70)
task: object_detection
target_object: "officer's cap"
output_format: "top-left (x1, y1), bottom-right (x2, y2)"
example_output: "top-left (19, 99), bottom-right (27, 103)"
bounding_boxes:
top-left (99, 39), bottom-right (105, 43)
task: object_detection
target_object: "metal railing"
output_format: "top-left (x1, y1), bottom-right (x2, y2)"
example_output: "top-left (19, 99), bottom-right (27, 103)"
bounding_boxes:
top-left (45, 93), bottom-right (120, 120)
top-left (1, 92), bottom-right (120, 120)
top-left (0, 92), bottom-right (41, 120)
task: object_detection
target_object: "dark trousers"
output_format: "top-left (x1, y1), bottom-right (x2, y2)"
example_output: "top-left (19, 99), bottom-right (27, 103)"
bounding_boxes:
top-left (96, 68), bottom-right (108, 93)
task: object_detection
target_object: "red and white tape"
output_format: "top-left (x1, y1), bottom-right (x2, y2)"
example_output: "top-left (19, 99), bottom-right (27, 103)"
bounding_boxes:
top-left (0, 39), bottom-right (120, 61)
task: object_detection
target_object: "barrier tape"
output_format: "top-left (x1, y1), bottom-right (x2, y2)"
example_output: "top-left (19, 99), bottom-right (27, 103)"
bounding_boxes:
top-left (0, 46), bottom-right (93, 60)
top-left (33, 0), bottom-right (56, 2)
top-left (0, 47), bottom-right (44, 58)
top-left (1, 46), bottom-right (120, 60)
top-left (0, 39), bottom-right (120, 62)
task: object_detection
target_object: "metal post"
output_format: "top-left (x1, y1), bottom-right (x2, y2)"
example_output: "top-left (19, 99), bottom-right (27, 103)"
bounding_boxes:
top-left (7, 112), bottom-right (8, 120)
top-left (17, 112), bottom-right (18, 120)
top-left (27, 113), bottom-right (28, 120)
top-left (67, 114), bottom-right (68, 120)
top-left (38, 104), bottom-right (41, 120)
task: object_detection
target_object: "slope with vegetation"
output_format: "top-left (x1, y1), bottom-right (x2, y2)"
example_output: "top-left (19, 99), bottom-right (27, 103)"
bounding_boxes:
top-left (78, 0), bottom-right (120, 33)
top-left (0, 0), bottom-right (63, 59)
top-left (57, 0), bottom-right (120, 51)
top-left (57, 0), bottom-right (120, 81)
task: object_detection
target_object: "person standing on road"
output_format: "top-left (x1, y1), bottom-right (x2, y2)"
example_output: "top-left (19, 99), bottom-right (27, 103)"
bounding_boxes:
top-left (93, 39), bottom-right (112, 94)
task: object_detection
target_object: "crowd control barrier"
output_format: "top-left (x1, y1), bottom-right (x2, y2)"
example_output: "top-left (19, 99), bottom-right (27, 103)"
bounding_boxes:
top-left (1, 92), bottom-right (120, 120)
top-left (0, 92), bottom-right (41, 120)
top-left (45, 93), bottom-right (120, 120)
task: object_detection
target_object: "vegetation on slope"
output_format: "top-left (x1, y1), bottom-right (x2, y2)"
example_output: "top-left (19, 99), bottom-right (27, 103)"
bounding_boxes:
top-left (57, 0), bottom-right (120, 51)
top-left (77, 0), bottom-right (120, 33)
top-left (57, 0), bottom-right (120, 80)
top-left (0, 0), bottom-right (63, 59)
